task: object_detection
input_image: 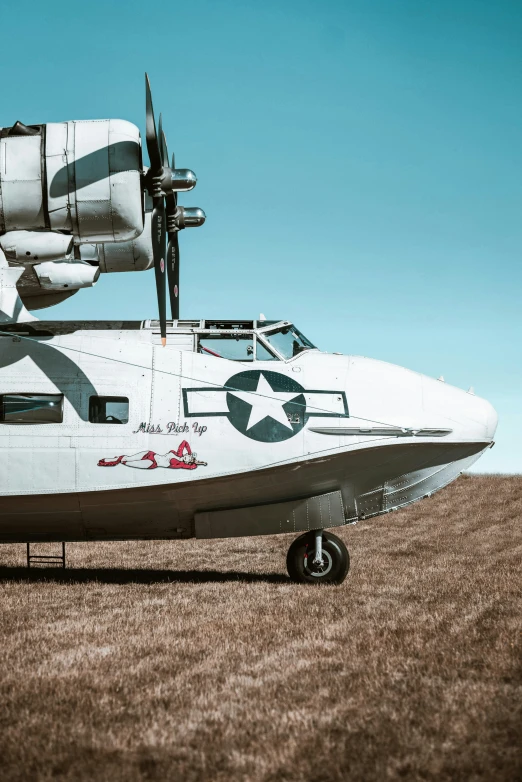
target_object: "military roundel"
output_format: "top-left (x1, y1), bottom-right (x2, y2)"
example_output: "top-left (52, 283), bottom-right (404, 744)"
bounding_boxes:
top-left (225, 370), bottom-right (306, 442)
top-left (182, 370), bottom-right (349, 443)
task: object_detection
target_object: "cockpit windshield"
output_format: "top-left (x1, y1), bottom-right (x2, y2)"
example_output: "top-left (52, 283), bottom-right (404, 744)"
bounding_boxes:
top-left (261, 324), bottom-right (316, 359)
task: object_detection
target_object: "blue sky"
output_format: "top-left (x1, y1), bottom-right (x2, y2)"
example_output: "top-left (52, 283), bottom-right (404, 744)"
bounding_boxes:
top-left (1, 0), bottom-right (520, 472)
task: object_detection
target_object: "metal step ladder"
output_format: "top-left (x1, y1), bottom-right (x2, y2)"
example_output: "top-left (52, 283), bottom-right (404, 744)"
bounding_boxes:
top-left (26, 542), bottom-right (66, 569)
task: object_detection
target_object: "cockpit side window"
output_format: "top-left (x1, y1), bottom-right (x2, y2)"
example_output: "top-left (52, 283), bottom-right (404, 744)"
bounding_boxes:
top-left (198, 334), bottom-right (254, 361)
top-left (255, 338), bottom-right (279, 361)
top-left (262, 325), bottom-right (316, 360)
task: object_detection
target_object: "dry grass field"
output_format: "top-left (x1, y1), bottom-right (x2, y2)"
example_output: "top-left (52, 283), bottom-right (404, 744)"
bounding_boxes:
top-left (0, 475), bottom-right (520, 782)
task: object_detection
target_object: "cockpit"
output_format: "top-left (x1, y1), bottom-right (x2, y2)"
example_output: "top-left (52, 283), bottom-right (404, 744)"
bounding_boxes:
top-left (0, 319), bottom-right (318, 362)
top-left (196, 320), bottom-right (317, 362)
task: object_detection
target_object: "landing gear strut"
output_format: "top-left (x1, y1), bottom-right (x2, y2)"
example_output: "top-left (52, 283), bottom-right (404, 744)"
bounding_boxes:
top-left (286, 530), bottom-right (350, 584)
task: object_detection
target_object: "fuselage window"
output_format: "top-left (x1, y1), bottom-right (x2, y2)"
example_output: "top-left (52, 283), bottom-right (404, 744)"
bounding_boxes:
top-left (198, 335), bottom-right (255, 361)
top-left (0, 393), bottom-right (63, 424)
top-left (89, 396), bottom-right (129, 424)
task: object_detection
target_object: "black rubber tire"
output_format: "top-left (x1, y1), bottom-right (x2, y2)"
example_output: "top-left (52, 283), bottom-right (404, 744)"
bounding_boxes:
top-left (286, 530), bottom-right (350, 584)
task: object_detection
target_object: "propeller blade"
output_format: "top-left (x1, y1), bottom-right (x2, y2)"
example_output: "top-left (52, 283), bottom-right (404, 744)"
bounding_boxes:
top-left (151, 197), bottom-right (167, 345)
top-left (171, 154), bottom-right (177, 206)
top-left (159, 114), bottom-right (169, 169)
top-left (167, 232), bottom-right (180, 320)
top-left (165, 150), bottom-right (177, 318)
top-left (165, 147), bottom-right (179, 320)
top-left (143, 78), bottom-right (204, 328)
top-left (145, 73), bottom-right (162, 174)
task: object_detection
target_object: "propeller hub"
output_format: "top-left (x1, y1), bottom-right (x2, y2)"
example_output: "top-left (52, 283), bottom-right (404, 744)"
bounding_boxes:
top-left (164, 168), bottom-right (197, 193)
top-left (145, 167), bottom-right (197, 198)
top-left (167, 207), bottom-right (206, 232)
top-left (182, 207), bottom-right (206, 228)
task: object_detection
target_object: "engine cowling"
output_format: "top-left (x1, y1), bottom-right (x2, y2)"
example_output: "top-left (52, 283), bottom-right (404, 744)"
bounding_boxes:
top-left (80, 211), bottom-right (153, 273)
top-left (0, 230), bottom-right (73, 263)
top-left (0, 119), bottom-right (144, 243)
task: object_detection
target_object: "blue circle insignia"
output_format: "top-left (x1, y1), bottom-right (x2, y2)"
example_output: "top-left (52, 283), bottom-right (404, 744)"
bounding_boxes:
top-left (225, 370), bottom-right (306, 442)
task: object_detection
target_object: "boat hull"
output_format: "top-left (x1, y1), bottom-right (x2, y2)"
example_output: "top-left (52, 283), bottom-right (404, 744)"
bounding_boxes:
top-left (0, 440), bottom-right (490, 543)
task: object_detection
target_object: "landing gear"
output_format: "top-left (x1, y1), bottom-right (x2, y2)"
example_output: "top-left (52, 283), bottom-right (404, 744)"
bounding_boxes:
top-left (286, 530), bottom-right (350, 584)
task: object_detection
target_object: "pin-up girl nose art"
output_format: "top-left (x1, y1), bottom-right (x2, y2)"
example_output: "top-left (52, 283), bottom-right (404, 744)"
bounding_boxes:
top-left (98, 440), bottom-right (207, 470)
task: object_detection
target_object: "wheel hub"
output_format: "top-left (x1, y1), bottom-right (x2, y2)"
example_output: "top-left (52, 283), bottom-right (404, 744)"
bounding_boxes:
top-left (305, 549), bottom-right (333, 578)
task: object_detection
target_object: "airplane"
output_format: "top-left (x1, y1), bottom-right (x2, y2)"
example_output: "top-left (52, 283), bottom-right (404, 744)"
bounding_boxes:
top-left (0, 77), bottom-right (497, 584)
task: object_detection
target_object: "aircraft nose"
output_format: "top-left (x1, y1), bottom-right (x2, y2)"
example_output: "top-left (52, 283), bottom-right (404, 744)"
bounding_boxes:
top-left (457, 393), bottom-right (498, 442)
top-left (482, 398), bottom-right (498, 441)
top-left (423, 377), bottom-right (498, 443)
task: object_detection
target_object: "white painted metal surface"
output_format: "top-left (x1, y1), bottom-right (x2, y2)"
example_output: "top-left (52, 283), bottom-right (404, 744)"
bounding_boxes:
top-left (34, 261), bottom-right (100, 291)
top-left (0, 323), bottom-right (496, 510)
top-left (0, 120), bottom-right (144, 244)
top-left (0, 135), bottom-right (44, 231)
top-left (95, 211), bottom-right (153, 273)
top-left (45, 120), bottom-right (144, 242)
top-left (0, 231), bottom-right (73, 263)
top-left (0, 249), bottom-right (37, 323)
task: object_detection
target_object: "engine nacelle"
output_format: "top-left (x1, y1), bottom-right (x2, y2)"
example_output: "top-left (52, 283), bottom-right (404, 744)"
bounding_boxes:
top-left (0, 230), bottom-right (73, 263)
top-left (0, 119), bottom-right (144, 243)
top-left (33, 260), bottom-right (100, 291)
top-left (80, 211), bottom-right (153, 273)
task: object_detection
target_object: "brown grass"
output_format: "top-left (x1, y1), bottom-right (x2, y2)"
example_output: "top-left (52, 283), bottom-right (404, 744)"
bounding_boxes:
top-left (0, 475), bottom-right (520, 782)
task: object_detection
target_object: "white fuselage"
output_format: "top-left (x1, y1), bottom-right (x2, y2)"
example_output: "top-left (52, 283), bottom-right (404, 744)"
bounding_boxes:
top-left (0, 320), bottom-right (497, 542)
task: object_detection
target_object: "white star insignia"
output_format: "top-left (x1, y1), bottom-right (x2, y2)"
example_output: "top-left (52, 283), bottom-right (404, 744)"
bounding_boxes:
top-left (229, 373), bottom-right (301, 431)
